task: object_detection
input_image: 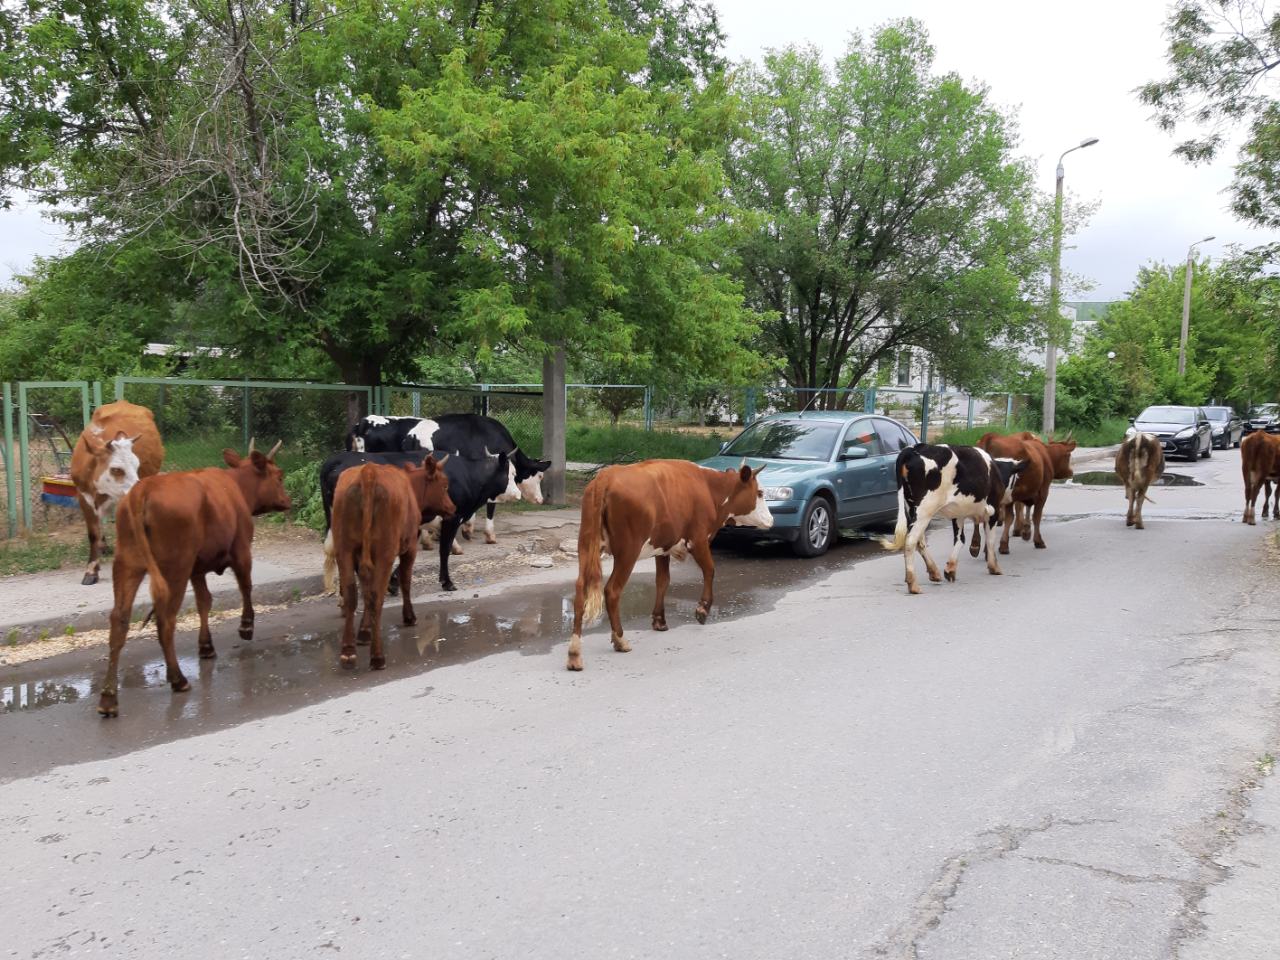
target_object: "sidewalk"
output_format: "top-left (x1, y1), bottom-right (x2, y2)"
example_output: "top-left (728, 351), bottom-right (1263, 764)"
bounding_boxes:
top-left (0, 507), bottom-right (582, 642)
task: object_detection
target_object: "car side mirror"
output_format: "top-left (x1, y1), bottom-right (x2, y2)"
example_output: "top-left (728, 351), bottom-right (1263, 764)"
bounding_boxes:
top-left (1128, 417), bottom-right (1136, 424)
top-left (840, 446), bottom-right (869, 461)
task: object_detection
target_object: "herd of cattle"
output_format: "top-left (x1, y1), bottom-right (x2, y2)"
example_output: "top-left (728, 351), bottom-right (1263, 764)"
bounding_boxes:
top-left (55, 398), bottom-right (1280, 713)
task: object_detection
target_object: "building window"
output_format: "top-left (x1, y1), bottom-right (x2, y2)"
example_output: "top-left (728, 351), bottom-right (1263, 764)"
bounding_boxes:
top-left (896, 349), bottom-right (912, 387)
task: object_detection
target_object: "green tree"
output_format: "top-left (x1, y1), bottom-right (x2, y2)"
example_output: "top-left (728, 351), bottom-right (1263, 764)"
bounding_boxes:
top-left (728, 21), bottom-right (1051, 404)
top-left (1139, 0), bottom-right (1280, 227)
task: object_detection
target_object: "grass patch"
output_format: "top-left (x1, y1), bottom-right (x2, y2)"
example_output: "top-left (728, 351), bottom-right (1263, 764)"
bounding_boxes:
top-left (565, 424), bottom-right (726, 464)
top-left (0, 535), bottom-right (84, 575)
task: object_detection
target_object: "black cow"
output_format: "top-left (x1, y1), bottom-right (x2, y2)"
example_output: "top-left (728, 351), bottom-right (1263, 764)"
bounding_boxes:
top-left (346, 412), bottom-right (552, 544)
top-left (319, 448), bottom-right (521, 595)
top-left (880, 443), bottom-right (1027, 595)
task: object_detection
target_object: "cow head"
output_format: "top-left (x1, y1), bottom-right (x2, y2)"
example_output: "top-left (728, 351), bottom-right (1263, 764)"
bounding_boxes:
top-left (84, 430), bottom-right (143, 502)
top-left (1046, 439), bottom-right (1076, 481)
top-left (223, 439), bottom-right (292, 515)
top-left (993, 457), bottom-right (1029, 500)
top-left (514, 453), bottom-right (553, 505)
top-left (487, 449), bottom-right (522, 503)
top-left (725, 461), bottom-right (773, 529)
top-left (405, 454), bottom-right (456, 521)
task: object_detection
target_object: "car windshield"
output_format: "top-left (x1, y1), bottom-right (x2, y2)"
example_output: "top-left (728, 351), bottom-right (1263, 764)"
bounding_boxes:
top-left (723, 419), bottom-right (842, 461)
top-left (1204, 407), bottom-right (1233, 421)
top-left (1138, 406), bottom-right (1195, 425)
top-left (1250, 405), bottom-right (1277, 417)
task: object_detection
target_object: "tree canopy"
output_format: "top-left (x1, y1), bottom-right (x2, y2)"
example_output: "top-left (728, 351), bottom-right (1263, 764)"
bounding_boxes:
top-left (727, 21), bottom-right (1051, 400)
top-left (1140, 0), bottom-right (1280, 228)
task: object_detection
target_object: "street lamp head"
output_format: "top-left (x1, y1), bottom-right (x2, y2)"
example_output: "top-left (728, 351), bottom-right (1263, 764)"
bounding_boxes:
top-left (1107, 351), bottom-right (1116, 360)
top-left (1080, 137), bottom-right (1100, 148)
top-left (1201, 235), bottom-right (1215, 243)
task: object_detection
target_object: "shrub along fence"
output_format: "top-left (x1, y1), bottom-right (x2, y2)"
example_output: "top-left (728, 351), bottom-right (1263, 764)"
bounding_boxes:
top-left (1, 376), bottom-right (1027, 539)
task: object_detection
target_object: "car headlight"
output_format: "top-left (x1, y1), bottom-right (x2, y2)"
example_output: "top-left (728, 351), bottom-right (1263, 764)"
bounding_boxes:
top-left (1175, 427), bottom-right (1194, 438)
top-left (1212, 427), bottom-right (1224, 435)
top-left (762, 486), bottom-right (794, 501)
top-left (1125, 426), bottom-right (1137, 438)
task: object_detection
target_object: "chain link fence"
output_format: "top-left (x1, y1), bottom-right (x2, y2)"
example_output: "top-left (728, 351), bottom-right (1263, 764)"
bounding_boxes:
top-left (383, 384), bottom-right (544, 456)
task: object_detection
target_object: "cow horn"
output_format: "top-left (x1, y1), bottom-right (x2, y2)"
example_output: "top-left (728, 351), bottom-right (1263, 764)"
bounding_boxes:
top-left (248, 437), bottom-right (256, 454)
top-left (437, 453), bottom-right (450, 466)
top-left (267, 439), bottom-right (283, 460)
top-left (739, 457), bottom-right (747, 470)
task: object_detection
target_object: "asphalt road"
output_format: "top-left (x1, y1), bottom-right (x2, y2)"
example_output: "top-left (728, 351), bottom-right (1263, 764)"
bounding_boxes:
top-left (3, 448), bottom-right (1279, 959)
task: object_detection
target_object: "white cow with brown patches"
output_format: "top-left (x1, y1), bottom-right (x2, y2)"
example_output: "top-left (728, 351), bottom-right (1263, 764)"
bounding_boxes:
top-left (70, 401), bottom-right (165, 585)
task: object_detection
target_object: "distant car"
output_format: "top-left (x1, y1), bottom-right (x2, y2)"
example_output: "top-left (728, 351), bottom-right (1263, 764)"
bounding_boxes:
top-left (698, 412), bottom-right (918, 557)
top-left (1203, 406), bottom-right (1243, 449)
top-left (1244, 403), bottom-right (1280, 436)
top-left (1129, 405), bottom-right (1212, 461)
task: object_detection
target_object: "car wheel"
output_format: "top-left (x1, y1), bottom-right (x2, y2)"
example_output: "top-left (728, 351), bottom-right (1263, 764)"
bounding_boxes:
top-left (791, 495), bottom-right (834, 558)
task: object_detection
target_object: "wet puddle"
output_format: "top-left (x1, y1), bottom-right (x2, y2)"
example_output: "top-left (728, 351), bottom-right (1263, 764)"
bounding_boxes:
top-left (1065, 471), bottom-right (1203, 487)
top-left (0, 539), bottom-right (878, 782)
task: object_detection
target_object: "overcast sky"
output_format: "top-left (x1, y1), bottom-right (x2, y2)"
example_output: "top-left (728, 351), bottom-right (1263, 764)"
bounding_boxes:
top-left (2, 0), bottom-right (1276, 298)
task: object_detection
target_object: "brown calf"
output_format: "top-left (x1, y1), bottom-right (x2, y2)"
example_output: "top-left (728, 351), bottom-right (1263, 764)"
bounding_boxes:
top-left (70, 401), bottom-right (165, 585)
top-left (332, 459), bottom-right (455, 670)
top-left (97, 441), bottom-right (291, 717)
top-left (567, 460), bottom-right (771, 671)
top-left (1115, 432), bottom-right (1164, 529)
top-left (1241, 431), bottom-right (1280, 524)
top-left (972, 432), bottom-right (1076, 552)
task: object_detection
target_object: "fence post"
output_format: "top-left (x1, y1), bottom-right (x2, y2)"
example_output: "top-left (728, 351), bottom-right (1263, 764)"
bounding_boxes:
top-left (3, 383), bottom-right (15, 538)
top-left (114, 376), bottom-right (125, 401)
top-left (1005, 393), bottom-right (1013, 429)
top-left (412, 389), bottom-right (422, 418)
top-left (643, 386), bottom-right (653, 431)
top-left (921, 390), bottom-right (931, 442)
top-left (745, 387), bottom-right (757, 424)
top-left (241, 379), bottom-right (251, 450)
top-left (480, 383), bottom-right (491, 418)
top-left (80, 383), bottom-right (91, 431)
top-left (966, 395), bottom-right (975, 429)
top-left (18, 384), bottom-right (31, 531)
top-left (864, 387), bottom-right (877, 415)
top-left (92, 381), bottom-right (103, 410)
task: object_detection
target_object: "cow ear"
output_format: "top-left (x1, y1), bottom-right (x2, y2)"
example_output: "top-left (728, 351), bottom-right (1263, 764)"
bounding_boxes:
top-left (222, 449), bottom-right (242, 468)
top-left (82, 431), bottom-right (105, 455)
top-left (249, 450), bottom-right (269, 472)
top-left (739, 463), bottom-right (752, 483)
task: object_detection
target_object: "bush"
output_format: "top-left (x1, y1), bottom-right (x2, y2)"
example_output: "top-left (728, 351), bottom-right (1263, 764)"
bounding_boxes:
top-left (282, 458), bottom-right (327, 532)
top-left (565, 424), bottom-right (725, 463)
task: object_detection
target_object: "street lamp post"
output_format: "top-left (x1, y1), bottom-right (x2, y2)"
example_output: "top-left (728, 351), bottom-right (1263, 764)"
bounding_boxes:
top-left (1178, 235), bottom-right (1215, 376)
top-left (1043, 137), bottom-right (1099, 437)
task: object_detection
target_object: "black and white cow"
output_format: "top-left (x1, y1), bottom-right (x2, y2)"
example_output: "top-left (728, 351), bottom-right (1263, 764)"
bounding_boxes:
top-left (318, 449), bottom-right (520, 595)
top-left (881, 443), bottom-right (1027, 595)
top-left (345, 412), bottom-right (552, 544)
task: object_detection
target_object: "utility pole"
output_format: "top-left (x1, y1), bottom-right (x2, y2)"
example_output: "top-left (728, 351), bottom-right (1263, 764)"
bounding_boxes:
top-left (1178, 236), bottom-right (1215, 376)
top-left (1042, 137), bottom-right (1098, 436)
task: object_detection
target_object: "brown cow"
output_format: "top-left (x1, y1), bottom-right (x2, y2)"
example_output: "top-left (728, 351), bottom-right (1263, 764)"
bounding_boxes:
top-left (1240, 431), bottom-right (1280, 524)
top-left (97, 441), bottom-right (291, 717)
top-left (332, 459), bottom-right (455, 670)
top-left (1116, 431), bottom-right (1164, 529)
top-left (567, 460), bottom-right (772, 671)
top-left (69, 401), bottom-right (165, 585)
top-left (972, 432), bottom-right (1077, 552)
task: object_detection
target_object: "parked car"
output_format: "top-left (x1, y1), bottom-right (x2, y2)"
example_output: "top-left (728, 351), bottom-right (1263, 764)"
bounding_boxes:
top-left (1243, 403), bottom-right (1280, 435)
top-left (698, 412), bottom-right (918, 557)
top-left (1203, 406), bottom-right (1244, 449)
top-left (1129, 405), bottom-right (1212, 461)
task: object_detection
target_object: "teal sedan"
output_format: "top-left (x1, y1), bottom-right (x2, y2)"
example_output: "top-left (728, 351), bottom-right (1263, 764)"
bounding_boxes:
top-left (698, 411), bottom-right (918, 557)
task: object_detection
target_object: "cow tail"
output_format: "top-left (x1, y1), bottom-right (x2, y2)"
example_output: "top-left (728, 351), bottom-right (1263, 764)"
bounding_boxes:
top-left (880, 465), bottom-right (910, 552)
top-left (577, 476), bottom-right (607, 625)
top-left (128, 491), bottom-right (169, 624)
top-left (358, 467), bottom-right (378, 586)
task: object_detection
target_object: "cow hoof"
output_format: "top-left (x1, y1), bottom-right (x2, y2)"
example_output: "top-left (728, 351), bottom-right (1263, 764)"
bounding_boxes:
top-left (340, 653), bottom-right (357, 669)
top-left (403, 613), bottom-right (417, 626)
top-left (652, 617), bottom-right (668, 632)
top-left (907, 584), bottom-right (922, 595)
top-left (968, 547), bottom-right (980, 559)
top-left (695, 605), bottom-right (709, 625)
top-left (1126, 518), bottom-right (1135, 527)
top-left (611, 635), bottom-right (631, 653)
top-left (1020, 531), bottom-right (1031, 541)
top-left (460, 524), bottom-right (472, 541)
top-left (485, 533), bottom-right (497, 545)
top-left (357, 631), bottom-right (371, 646)
top-left (944, 569), bottom-right (956, 582)
top-left (999, 545), bottom-right (1009, 555)
top-left (170, 678), bottom-right (191, 693)
top-left (441, 580), bottom-right (457, 592)
top-left (928, 571), bottom-right (942, 583)
top-left (101, 543), bottom-right (114, 557)
top-left (1135, 522), bottom-right (1145, 530)
top-left (988, 567), bottom-right (1003, 576)
top-left (81, 572), bottom-right (98, 586)
top-left (387, 583), bottom-right (400, 596)
top-left (370, 655), bottom-right (386, 671)
top-left (97, 695), bottom-right (119, 718)
top-left (199, 645), bottom-right (216, 660)
top-left (1034, 541), bottom-right (1046, 549)
top-left (566, 654), bottom-right (583, 671)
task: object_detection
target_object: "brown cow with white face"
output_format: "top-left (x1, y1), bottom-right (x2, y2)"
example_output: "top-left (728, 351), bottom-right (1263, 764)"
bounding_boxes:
top-left (1116, 431), bottom-right (1164, 529)
top-left (567, 459), bottom-right (772, 671)
top-left (70, 401), bottom-right (165, 585)
top-left (1241, 430), bottom-right (1280, 524)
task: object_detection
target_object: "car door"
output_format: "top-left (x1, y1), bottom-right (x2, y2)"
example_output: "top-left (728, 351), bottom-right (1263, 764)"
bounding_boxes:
top-left (833, 420), bottom-right (887, 523)
top-left (873, 418), bottom-right (915, 514)
top-left (1196, 408), bottom-right (1211, 452)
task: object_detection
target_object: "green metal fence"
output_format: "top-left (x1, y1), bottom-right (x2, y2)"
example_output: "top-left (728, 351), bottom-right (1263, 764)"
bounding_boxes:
top-left (16, 381), bottom-right (94, 532)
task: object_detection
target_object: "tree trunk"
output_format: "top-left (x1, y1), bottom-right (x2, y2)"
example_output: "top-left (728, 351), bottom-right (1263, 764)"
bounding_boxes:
top-left (542, 348), bottom-right (567, 504)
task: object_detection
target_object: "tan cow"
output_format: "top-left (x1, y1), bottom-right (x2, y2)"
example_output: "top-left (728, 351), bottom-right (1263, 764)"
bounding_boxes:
top-left (1241, 431), bottom-right (1280, 524)
top-left (1115, 432), bottom-right (1164, 529)
top-left (70, 400), bottom-right (165, 585)
top-left (567, 460), bottom-right (771, 671)
top-left (331, 459), bottom-right (455, 671)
